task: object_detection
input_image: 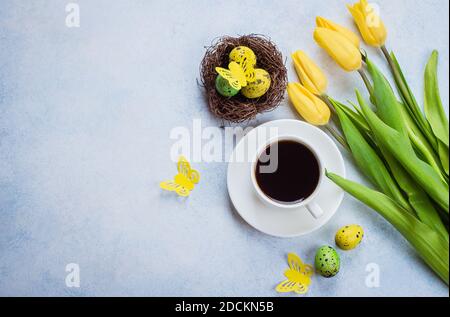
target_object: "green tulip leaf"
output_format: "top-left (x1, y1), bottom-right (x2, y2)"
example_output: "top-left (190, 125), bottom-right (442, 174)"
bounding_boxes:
top-left (425, 51), bottom-right (449, 147)
top-left (334, 102), bottom-right (412, 213)
top-left (356, 90), bottom-right (448, 235)
top-left (326, 172), bottom-right (449, 285)
top-left (365, 59), bottom-right (447, 181)
top-left (389, 52), bottom-right (438, 150)
top-left (424, 51), bottom-right (450, 176)
top-left (357, 91), bottom-right (449, 211)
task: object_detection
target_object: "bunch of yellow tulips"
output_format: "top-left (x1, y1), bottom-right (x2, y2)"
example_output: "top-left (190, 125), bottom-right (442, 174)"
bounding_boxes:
top-left (288, 0), bottom-right (387, 127)
top-left (287, 0), bottom-right (449, 285)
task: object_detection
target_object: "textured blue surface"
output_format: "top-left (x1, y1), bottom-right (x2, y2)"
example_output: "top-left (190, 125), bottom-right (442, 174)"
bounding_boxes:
top-left (0, 0), bottom-right (449, 296)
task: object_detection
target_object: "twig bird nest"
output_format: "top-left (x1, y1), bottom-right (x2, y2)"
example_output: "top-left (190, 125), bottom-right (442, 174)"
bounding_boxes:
top-left (200, 34), bottom-right (288, 123)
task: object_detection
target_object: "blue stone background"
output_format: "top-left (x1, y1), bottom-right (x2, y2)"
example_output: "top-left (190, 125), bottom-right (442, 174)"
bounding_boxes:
top-left (0, 0), bottom-right (448, 296)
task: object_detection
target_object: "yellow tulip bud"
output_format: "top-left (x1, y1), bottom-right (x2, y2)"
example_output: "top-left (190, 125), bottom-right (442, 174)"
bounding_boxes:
top-left (287, 82), bottom-right (331, 126)
top-left (347, 0), bottom-right (387, 47)
top-left (291, 50), bottom-right (328, 96)
top-left (316, 16), bottom-right (360, 49)
top-left (314, 27), bottom-right (362, 72)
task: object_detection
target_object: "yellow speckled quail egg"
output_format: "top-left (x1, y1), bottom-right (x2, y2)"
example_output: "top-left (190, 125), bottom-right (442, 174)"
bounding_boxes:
top-left (241, 68), bottom-right (271, 99)
top-left (335, 225), bottom-right (364, 251)
top-left (229, 46), bottom-right (257, 66)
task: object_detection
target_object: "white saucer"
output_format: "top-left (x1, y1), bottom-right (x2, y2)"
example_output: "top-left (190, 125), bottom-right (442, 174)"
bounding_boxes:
top-left (227, 119), bottom-right (346, 238)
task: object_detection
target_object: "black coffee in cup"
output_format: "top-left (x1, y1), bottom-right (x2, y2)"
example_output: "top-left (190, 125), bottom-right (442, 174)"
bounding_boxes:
top-left (255, 140), bottom-right (321, 204)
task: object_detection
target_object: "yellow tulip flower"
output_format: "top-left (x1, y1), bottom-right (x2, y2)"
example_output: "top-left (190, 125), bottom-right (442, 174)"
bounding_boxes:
top-left (314, 27), bottom-right (362, 72)
top-left (287, 82), bottom-right (331, 126)
top-left (347, 0), bottom-right (387, 47)
top-left (316, 17), bottom-right (360, 49)
top-left (291, 50), bottom-right (328, 96)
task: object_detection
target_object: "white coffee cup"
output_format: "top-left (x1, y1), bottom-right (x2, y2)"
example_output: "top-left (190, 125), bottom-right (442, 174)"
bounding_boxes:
top-left (250, 135), bottom-right (324, 219)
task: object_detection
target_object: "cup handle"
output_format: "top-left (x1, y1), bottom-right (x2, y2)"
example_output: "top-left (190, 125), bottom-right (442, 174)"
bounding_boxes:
top-left (306, 202), bottom-right (324, 219)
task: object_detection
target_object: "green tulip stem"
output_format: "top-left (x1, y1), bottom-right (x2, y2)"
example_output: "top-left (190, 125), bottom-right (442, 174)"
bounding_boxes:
top-left (380, 45), bottom-right (393, 68)
top-left (322, 94), bottom-right (345, 133)
top-left (357, 68), bottom-right (374, 97)
top-left (325, 125), bottom-right (351, 153)
top-left (360, 49), bottom-right (368, 64)
top-left (321, 94), bottom-right (336, 114)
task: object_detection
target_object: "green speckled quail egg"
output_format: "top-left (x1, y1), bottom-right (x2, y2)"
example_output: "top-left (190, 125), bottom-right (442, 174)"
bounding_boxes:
top-left (315, 246), bottom-right (340, 278)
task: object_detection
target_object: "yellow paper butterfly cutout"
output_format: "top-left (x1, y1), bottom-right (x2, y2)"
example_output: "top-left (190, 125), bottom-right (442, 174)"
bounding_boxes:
top-left (230, 48), bottom-right (257, 83)
top-left (215, 62), bottom-right (249, 91)
top-left (276, 253), bottom-right (314, 295)
top-left (160, 156), bottom-right (200, 197)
